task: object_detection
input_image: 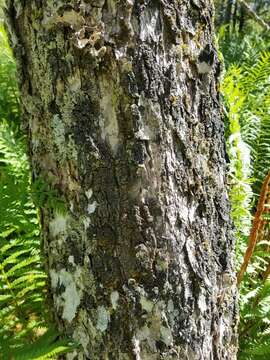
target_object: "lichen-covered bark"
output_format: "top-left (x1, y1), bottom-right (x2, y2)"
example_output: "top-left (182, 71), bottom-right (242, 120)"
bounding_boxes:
top-left (5, 1), bottom-right (238, 359)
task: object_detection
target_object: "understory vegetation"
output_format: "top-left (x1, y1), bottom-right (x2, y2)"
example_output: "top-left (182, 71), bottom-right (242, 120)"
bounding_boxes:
top-left (219, 18), bottom-right (270, 360)
top-left (0, 1), bottom-right (270, 359)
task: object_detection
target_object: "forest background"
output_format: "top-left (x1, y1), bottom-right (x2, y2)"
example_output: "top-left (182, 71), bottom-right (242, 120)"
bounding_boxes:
top-left (0, 0), bottom-right (269, 359)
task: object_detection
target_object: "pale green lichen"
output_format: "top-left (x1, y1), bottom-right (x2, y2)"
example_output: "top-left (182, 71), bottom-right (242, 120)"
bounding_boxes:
top-left (136, 326), bottom-right (152, 342)
top-left (96, 305), bottom-right (110, 332)
top-left (160, 326), bottom-right (173, 346)
top-left (99, 77), bottom-right (119, 154)
top-left (51, 114), bottom-right (78, 162)
top-left (110, 291), bottom-right (120, 310)
top-left (49, 213), bottom-right (69, 237)
top-left (66, 351), bottom-right (77, 360)
top-left (51, 114), bottom-right (65, 158)
top-left (82, 216), bottom-right (91, 230)
top-left (87, 201), bottom-right (97, 214)
top-left (167, 299), bottom-right (179, 328)
top-left (60, 270), bottom-right (81, 322)
top-left (140, 296), bottom-right (154, 313)
top-left (85, 189), bottom-right (93, 200)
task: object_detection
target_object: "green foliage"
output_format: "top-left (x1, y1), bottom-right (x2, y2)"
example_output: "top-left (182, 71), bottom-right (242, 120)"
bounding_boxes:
top-left (1, 328), bottom-right (78, 360)
top-left (0, 123), bottom-right (77, 359)
top-left (222, 48), bottom-right (270, 234)
top-left (239, 278), bottom-right (270, 360)
top-left (218, 25), bottom-right (270, 68)
top-left (239, 51), bottom-right (270, 195)
top-left (0, 25), bottom-right (76, 359)
top-left (221, 64), bottom-right (252, 263)
top-left (0, 24), bottom-right (20, 132)
top-left (221, 26), bottom-right (270, 359)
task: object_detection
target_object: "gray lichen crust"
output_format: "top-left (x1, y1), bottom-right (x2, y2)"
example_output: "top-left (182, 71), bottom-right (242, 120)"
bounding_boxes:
top-left (5, 0), bottom-right (238, 359)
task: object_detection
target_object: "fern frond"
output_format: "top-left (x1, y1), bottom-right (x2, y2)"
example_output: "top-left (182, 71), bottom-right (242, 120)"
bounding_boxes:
top-left (1, 328), bottom-right (78, 360)
top-left (5, 255), bottom-right (41, 278)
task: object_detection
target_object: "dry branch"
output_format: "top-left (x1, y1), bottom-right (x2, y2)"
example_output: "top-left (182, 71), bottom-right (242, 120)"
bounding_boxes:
top-left (237, 170), bottom-right (270, 285)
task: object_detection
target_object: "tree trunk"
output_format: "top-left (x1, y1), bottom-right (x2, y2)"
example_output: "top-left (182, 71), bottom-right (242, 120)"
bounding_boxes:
top-left (5, 1), bottom-right (238, 359)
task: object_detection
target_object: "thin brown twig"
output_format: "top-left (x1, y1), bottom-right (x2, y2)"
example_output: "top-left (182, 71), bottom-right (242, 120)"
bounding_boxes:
top-left (237, 170), bottom-right (270, 286)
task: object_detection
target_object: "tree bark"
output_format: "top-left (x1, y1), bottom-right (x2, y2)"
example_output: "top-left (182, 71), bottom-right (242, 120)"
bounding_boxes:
top-left (5, 1), bottom-right (238, 359)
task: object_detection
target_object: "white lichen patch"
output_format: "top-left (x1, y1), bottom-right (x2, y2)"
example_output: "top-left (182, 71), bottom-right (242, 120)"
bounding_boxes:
top-left (85, 188), bottom-right (97, 214)
top-left (160, 326), bottom-right (173, 346)
top-left (50, 267), bottom-right (82, 323)
top-left (49, 269), bottom-right (59, 289)
top-left (134, 299), bottom-right (174, 352)
top-left (135, 126), bottom-right (151, 141)
top-left (87, 201), bottom-right (97, 214)
top-left (140, 296), bottom-right (154, 313)
top-left (85, 189), bottom-right (93, 200)
top-left (68, 255), bottom-right (75, 265)
top-left (66, 351), bottom-right (77, 360)
top-left (76, 37), bottom-right (90, 49)
top-left (139, 7), bottom-right (159, 42)
top-left (198, 293), bottom-right (207, 313)
top-left (96, 305), bottom-right (110, 332)
top-left (110, 291), bottom-right (119, 310)
top-left (188, 204), bottom-right (196, 223)
top-left (49, 214), bottom-right (69, 237)
top-left (82, 216), bottom-right (91, 230)
top-left (132, 337), bottom-right (141, 360)
top-left (137, 326), bottom-right (151, 342)
top-left (218, 317), bottom-right (226, 342)
top-left (61, 269), bottom-right (81, 323)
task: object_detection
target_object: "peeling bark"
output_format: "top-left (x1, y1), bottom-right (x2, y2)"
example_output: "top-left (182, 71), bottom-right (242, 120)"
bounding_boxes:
top-left (5, 1), bottom-right (238, 359)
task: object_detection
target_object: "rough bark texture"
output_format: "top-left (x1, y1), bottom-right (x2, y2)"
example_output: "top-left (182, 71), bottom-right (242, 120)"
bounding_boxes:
top-left (5, 1), bottom-right (238, 359)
